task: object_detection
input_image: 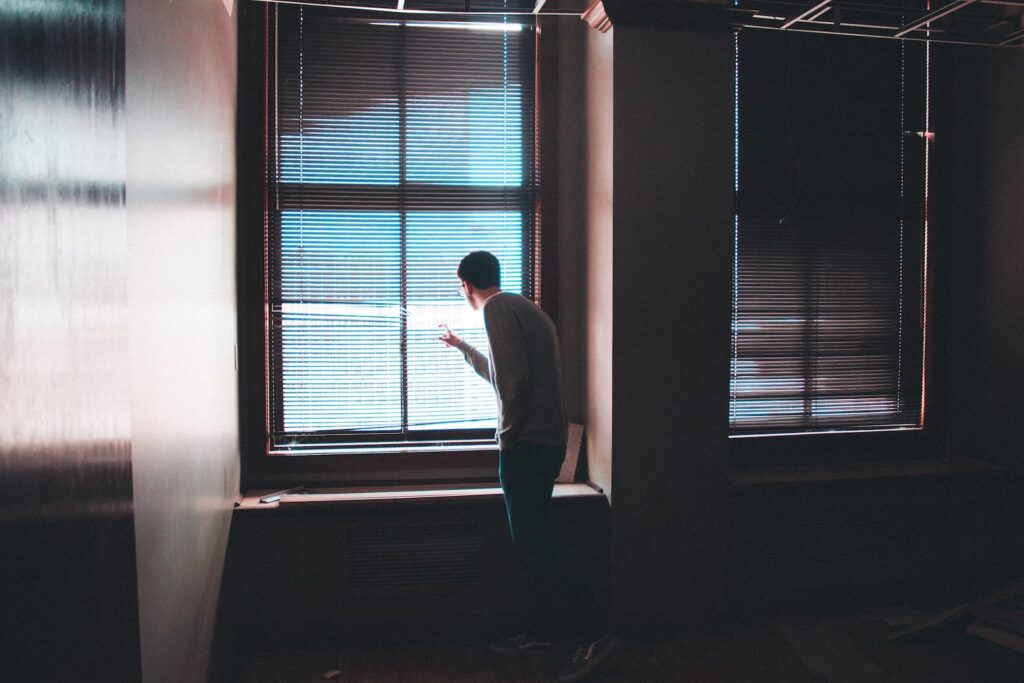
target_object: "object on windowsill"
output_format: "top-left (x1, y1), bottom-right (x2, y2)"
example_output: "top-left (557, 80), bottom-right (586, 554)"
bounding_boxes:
top-left (259, 485), bottom-right (305, 504)
top-left (556, 423), bottom-right (584, 484)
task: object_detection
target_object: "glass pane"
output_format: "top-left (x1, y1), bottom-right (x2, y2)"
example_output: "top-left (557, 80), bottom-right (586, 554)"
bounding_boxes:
top-left (405, 211), bottom-right (524, 430)
top-left (407, 86), bottom-right (523, 187)
top-left (280, 211), bottom-right (402, 432)
top-left (280, 103), bottom-right (400, 185)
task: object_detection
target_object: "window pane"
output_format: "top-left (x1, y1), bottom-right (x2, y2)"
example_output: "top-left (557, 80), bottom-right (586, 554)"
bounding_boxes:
top-left (279, 211), bottom-right (402, 432)
top-left (407, 87), bottom-right (523, 186)
top-left (406, 211), bottom-right (524, 430)
top-left (280, 104), bottom-right (400, 185)
top-left (730, 31), bottom-right (926, 434)
top-left (268, 8), bottom-right (536, 443)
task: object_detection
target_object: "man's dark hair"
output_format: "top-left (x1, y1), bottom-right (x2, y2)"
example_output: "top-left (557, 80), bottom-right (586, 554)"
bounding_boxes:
top-left (457, 251), bottom-right (501, 289)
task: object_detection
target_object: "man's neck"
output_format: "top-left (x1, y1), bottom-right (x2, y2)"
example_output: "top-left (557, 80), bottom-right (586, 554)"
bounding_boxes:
top-left (474, 287), bottom-right (501, 308)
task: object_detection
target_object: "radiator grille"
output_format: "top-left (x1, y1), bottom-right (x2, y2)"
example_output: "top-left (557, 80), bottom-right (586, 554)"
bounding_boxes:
top-left (344, 524), bottom-right (482, 595)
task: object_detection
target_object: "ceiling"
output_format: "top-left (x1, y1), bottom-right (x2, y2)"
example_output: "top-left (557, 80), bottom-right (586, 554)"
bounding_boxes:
top-left (257, 0), bottom-right (1024, 47)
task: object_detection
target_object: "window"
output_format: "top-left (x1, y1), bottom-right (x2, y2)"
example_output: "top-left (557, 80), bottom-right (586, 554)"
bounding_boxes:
top-left (264, 6), bottom-right (537, 454)
top-left (730, 31), bottom-right (928, 436)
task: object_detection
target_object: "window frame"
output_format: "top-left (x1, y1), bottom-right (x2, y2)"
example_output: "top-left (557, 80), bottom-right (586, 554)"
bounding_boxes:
top-left (728, 29), bottom-right (940, 467)
top-left (236, 3), bottom-right (559, 489)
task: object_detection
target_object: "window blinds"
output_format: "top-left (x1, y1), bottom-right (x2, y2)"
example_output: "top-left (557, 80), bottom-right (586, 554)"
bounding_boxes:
top-left (268, 6), bottom-right (535, 443)
top-left (731, 31), bottom-right (927, 434)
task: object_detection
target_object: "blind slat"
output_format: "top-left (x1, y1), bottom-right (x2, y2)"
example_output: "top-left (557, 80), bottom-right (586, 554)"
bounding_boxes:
top-left (268, 7), bottom-right (536, 439)
top-left (730, 31), bottom-right (926, 435)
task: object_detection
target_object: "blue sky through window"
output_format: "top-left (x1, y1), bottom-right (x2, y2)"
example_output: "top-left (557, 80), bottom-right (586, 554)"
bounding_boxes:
top-left (279, 82), bottom-right (526, 433)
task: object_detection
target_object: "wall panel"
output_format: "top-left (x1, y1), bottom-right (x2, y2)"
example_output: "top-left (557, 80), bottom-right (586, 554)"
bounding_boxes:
top-left (0, 1), bottom-right (141, 678)
top-left (126, 1), bottom-right (240, 681)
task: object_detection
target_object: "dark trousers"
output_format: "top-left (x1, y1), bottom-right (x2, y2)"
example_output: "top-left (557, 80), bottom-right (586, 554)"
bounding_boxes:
top-left (499, 442), bottom-right (604, 641)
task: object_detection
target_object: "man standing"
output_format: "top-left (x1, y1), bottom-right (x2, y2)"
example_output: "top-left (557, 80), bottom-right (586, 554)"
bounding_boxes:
top-left (439, 251), bottom-right (618, 682)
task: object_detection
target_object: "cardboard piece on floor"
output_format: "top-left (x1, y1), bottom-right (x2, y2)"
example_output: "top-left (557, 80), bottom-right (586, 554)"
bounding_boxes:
top-left (888, 576), bottom-right (1024, 640)
top-left (967, 621), bottom-right (1024, 654)
top-left (556, 423), bottom-right (584, 484)
top-left (871, 606), bottom-right (935, 627)
top-left (782, 623), bottom-right (889, 683)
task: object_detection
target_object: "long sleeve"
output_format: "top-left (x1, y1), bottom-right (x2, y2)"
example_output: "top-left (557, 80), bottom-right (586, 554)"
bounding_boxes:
top-left (455, 339), bottom-right (491, 383)
top-left (460, 292), bottom-right (565, 451)
top-left (483, 302), bottom-right (529, 447)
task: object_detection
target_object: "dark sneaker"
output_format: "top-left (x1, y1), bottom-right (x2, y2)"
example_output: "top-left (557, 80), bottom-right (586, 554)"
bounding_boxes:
top-left (556, 634), bottom-right (620, 682)
top-left (488, 632), bottom-right (553, 655)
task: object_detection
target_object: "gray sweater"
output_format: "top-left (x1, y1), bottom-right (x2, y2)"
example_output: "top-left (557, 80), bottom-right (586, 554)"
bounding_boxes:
top-left (455, 292), bottom-right (567, 451)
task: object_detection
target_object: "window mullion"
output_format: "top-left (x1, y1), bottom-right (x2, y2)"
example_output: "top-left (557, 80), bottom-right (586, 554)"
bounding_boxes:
top-left (399, 26), bottom-right (409, 436)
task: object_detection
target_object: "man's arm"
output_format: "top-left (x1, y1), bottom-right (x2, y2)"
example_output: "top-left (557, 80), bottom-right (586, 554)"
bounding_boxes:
top-left (439, 324), bottom-right (490, 382)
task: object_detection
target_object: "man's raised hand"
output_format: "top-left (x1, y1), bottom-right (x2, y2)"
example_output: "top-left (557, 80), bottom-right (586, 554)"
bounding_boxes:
top-left (438, 324), bottom-right (462, 348)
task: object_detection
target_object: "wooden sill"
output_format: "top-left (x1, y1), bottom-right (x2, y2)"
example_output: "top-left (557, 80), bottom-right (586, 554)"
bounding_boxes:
top-left (731, 457), bottom-right (1005, 489)
top-left (237, 482), bottom-right (604, 512)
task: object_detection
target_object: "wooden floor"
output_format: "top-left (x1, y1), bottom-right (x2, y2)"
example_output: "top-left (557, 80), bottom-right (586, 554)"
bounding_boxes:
top-left (238, 616), bottom-right (1024, 682)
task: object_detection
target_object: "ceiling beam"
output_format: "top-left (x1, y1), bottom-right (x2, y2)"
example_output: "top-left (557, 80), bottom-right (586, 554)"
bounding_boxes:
top-left (781, 0), bottom-right (831, 29)
top-left (251, 0), bottom-right (581, 15)
top-left (894, 0), bottom-right (980, 37)
top-left (999, 27), bottom-right (1024, 43)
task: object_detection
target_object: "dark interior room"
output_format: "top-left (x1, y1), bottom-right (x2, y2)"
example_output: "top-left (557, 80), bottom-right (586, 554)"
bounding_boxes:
top-left (2, 0), bottom-right (1023, 681)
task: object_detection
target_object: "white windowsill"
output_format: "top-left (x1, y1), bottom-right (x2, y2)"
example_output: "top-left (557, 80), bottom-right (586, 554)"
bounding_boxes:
top-left (237, 482), bottom-right (604, 511)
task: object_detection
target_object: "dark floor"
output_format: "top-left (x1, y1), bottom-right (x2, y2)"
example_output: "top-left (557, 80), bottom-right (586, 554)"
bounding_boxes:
top-left (238, 614), bottom-right (1024, 682)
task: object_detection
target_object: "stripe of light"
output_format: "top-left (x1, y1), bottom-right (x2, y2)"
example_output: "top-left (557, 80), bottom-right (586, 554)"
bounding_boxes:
top-left (921, 23), bottom-right (931, 427)
top-left (731, 29), bottom-right (741, 426)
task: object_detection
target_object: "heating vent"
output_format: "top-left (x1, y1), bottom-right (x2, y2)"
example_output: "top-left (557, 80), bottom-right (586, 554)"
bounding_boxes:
top-left (731, 482), bottom-right (950, 593)
top-left (344, 524), bottom-right (482, 595)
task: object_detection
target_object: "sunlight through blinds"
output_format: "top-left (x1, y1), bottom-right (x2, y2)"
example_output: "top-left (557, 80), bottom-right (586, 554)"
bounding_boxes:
top-left (731, 31), bottom-right (927, 434)
top-left (269, 7), bottom-right (535, 442)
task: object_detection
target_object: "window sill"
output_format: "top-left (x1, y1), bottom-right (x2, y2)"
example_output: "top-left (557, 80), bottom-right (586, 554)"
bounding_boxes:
top-left (730, 457), bottom-right (1005, 489)
top-left (236, 482), bottom-right (604, 513)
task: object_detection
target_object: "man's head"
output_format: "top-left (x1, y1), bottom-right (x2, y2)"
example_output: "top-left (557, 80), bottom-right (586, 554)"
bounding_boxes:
top-left (457, 251), bottom-right (501, 310)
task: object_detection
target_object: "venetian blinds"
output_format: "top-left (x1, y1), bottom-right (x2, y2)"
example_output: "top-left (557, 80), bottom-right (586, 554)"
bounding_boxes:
top-left (730, 31), bottom-right (927, 435)
top-left (268, 6), bottom-right (535, 443)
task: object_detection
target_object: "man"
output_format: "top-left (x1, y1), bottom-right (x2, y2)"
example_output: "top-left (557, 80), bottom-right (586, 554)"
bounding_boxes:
top-left (438, 250), bottom-right (618, 682)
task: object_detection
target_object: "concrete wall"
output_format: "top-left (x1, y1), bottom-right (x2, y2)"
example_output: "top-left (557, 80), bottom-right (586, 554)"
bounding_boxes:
top-left (126, 0), bottom-right (240, 681)
top-left (582, 21), bottom-right (615, 500)
top-left (562, 18), bottom-right (734, 629)
top-left (936, 46), bottom-right (1024, 472)
top-left (609, 26), bottom-right (733, 629)
top-left (970, 49), bottom-right (1024, 469)
top-left (556, 17), bottom-right (586, 426)
top-left (557, 19), bottom-right (733, 630)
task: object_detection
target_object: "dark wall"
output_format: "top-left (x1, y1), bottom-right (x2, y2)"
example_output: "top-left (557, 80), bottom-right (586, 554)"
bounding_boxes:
top-left (935, 46), bottom-right (1024, 471)
top-left (564, 23), bottom-right (1024, 631)
top-left (975, 49), bottom-right (1024, 467)
top-left (0, 1), bottom-right (141, 679)
top-left (937, 42), bottom-right (1024, 590)
top-left (609, 26), bottom-right (733, 630)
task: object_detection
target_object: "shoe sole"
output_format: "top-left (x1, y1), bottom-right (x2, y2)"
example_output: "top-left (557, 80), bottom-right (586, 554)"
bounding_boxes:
top-left (556, 635), bottom-right (620, 682)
